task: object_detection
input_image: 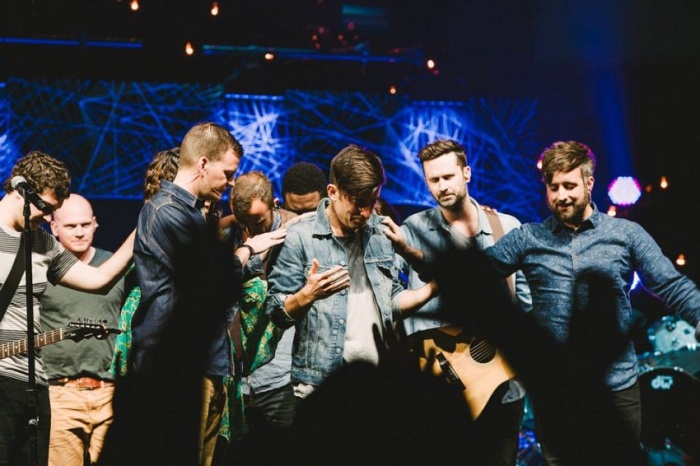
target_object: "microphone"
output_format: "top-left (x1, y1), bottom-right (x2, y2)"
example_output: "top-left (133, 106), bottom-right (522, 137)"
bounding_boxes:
top-left (11, 176), bottom-right (52, 214)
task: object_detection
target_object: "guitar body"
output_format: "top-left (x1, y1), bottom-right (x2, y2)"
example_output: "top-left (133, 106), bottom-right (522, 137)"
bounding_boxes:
top-left (409, 325), bottom-right (515, 420)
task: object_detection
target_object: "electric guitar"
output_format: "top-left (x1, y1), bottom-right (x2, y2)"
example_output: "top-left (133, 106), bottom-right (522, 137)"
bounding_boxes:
top-left (0, 320), bottom-right (121, 360)
top-left (409, 325), bottom-right (515, 420)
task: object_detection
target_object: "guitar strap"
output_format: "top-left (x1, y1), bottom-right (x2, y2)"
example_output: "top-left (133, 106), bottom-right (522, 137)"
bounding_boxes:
top-left (483, 208), bottom-right (516, 300)
top-left (0, 238), bottom-right (26, 323)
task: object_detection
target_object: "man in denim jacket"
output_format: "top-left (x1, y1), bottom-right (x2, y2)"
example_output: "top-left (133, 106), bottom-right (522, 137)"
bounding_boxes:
top-left (265, 144), bottom-right (436, 399)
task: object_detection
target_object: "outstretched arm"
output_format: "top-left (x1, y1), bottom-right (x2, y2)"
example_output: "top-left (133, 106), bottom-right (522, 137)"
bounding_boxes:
top-left (395, 281), bottom-right (439, 316)
top-left (234, 227), bottom-right (288, 266)
top-left (58, 229), bottom-right (135, 293)
top-left (381, 217), bottom-right (425, 271)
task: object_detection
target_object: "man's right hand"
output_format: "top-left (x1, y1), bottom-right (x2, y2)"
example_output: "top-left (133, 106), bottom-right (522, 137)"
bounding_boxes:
top-left (300, 258), bottom-right (350, 302)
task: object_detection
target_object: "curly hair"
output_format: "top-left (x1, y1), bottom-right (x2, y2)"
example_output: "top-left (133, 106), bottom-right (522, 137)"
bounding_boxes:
top-left (143, 147), bottom-right (180, 201)
top-left (3, 150), bottom-right (71, 200)
top-left (282, 162), bottom-right (327, 197)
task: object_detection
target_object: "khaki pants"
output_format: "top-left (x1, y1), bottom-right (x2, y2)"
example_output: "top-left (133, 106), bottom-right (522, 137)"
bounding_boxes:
top-left (48, 385), bottom-right (114, 466)
top-left (199, 376), bottom-right (226, 466)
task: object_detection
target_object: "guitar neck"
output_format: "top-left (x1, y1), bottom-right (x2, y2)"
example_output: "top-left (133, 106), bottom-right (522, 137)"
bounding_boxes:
top-left (0, 328), bottom-right (67, 359)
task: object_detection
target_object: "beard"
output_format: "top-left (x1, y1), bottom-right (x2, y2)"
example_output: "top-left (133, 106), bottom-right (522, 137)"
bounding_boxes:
top-left (551, 190), bottom-right (590, 227)
top-left (436, 189), bottom-right (467, 211)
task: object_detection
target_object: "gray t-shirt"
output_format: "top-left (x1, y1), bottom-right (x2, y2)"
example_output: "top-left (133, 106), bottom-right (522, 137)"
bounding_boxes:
top-left (39, 248), bottom-right (125, 382)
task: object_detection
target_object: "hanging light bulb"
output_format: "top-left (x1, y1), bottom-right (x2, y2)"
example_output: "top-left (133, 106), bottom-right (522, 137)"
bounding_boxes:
top-left (210, 2), bottom-right (219, 16)
top-left (676, 253), bottom-right (686, 267)
top-left (185, 41), bottom-right (194, 56)
top-left (130, 0), bottom-right (139, 11)
top-left (660, 175), bottom-right (669, 189)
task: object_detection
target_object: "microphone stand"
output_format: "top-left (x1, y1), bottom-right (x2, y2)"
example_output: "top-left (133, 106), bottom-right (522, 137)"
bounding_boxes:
top-left (22, 197), bottom-right (39, 466)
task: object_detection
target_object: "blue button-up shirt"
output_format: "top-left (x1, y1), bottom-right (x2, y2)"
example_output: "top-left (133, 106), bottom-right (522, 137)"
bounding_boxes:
top-left (265, 198), bottom-right (404, 387)
top-left (484, 203), bottom-right (700, 391)
top-left (131, 181), bottom-right (240, 376)
top-left (399, 198), bottom-right (532, 336)
top-left (398, 198), bottom-right (532, 403)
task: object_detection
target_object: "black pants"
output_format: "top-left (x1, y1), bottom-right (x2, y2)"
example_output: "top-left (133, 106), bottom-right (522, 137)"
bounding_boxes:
top-left (534, 381), bottom-right (645, 466)
top-left (0, 376), bottom-right (51, 466)
top-left (465, 381), bottom-right (525, 466)
top-left (243, 383), bottom-right (296, 433)
top-left (223, 384), bottom-right (296, 466)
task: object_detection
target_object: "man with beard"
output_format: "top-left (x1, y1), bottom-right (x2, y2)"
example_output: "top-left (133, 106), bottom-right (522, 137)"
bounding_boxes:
top-left (382, 139), bottom-right (533, 466)
top-left (483, 140), bottom-right (700, 465)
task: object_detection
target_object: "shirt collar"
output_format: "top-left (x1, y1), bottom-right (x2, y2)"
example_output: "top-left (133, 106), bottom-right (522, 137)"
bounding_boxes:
top-left (548, 202), bottom-right (599, 233)
top-left (161, 180), bottom-right (205, 211)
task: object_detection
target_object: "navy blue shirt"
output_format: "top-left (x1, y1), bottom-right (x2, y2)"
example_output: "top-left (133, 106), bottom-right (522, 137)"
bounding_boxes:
top-left (131, 181), bottom-right (241, 376)
top-left (485, 204), bottom-right (700, 391)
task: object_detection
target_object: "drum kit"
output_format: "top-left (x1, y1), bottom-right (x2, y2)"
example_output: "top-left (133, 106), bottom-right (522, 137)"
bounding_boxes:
top-left (637, 315), bottom-right (700, 464)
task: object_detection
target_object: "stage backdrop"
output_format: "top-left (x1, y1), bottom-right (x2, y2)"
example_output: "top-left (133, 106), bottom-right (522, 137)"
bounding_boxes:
top-left (0, 77), bottom-right (543, 251)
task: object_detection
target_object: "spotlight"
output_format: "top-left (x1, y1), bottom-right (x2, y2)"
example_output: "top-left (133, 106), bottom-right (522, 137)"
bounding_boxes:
top-left (608, 176), bottom-right (641, 206)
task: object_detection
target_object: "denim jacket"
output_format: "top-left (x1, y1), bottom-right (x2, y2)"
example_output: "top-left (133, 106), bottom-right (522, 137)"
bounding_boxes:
top-left (265, 198), bottom-right (404, 387)
top-left (132, 181), bottom-right (238, 376)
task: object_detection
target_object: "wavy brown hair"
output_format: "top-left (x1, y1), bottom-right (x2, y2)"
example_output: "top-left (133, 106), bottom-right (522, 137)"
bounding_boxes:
top-left (3, 150), bottom-right (71, 200)
top-left (143, 147), bottom-right (180, 201)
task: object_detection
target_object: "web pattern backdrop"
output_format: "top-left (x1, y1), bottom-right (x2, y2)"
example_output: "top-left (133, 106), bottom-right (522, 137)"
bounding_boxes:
top-left (0, 77), bottom-right (544, 222)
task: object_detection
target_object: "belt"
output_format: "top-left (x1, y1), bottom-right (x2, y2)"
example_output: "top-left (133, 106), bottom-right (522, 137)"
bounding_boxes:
top-left (49, 377), bottom-right (115, 390)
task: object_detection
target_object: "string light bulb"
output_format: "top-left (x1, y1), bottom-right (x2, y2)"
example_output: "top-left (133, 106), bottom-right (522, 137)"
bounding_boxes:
top-left (130, 0), bottom-right (139, 11)
top-left (185, 41), bottom-right (194, 56)
top-left (660, 176), bottom-right (669, 189)
top-left (676, 253), bottom-right (686, 267)
top-left (210, 2), bottom-right (219, 16)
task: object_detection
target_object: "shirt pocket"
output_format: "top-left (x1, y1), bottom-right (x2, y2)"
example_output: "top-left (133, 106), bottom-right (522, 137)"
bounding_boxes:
top-left (366, 255), bottom-right (398, 300)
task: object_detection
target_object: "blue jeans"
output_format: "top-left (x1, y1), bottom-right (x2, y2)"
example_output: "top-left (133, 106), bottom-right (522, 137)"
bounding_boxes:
top-left (243, 383), bottom-right (296, 434)
top-left (0, 376), bottom-right (51, 466)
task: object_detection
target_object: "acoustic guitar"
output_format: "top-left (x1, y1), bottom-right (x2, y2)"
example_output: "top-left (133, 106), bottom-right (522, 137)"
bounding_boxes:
top-left (409, 325), bottom-right (515, 420)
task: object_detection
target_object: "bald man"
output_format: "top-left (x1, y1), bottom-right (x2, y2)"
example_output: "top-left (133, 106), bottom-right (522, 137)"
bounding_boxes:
top-left (39, 194), bottom-right (126, 466)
